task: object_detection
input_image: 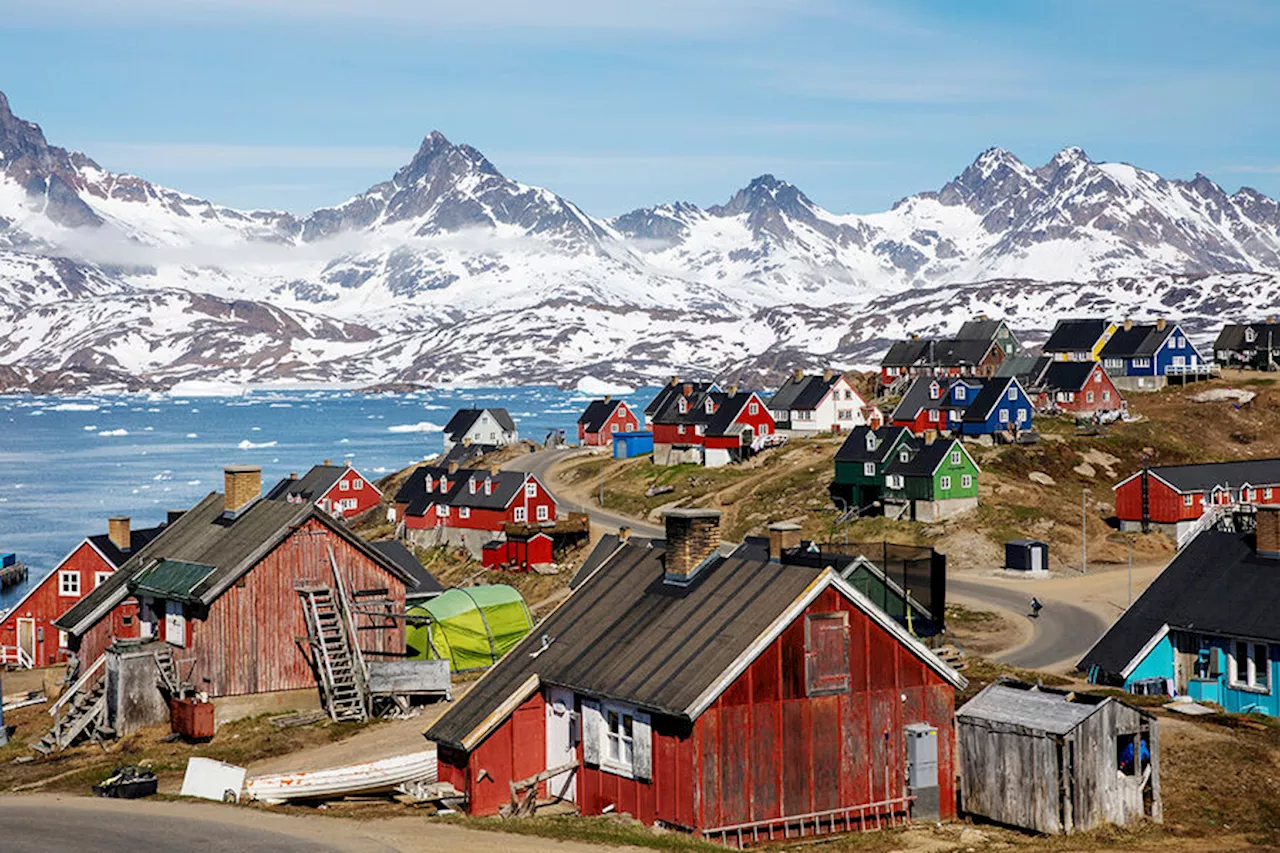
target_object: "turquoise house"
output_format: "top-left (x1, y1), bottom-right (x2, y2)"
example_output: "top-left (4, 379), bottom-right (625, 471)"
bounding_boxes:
top-left (1080, 514), bottom-right (1280, 715)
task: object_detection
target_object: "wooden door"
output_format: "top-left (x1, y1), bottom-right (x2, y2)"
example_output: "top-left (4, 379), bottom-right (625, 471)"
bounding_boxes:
top-left (164, 600), bottom-right (186, 647)
top-left (17, 617), bottom-right (35, 664)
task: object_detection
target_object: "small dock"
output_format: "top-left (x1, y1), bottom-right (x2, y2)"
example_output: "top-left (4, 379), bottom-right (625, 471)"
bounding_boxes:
top-left (0, 553), bottom-right (28, 590)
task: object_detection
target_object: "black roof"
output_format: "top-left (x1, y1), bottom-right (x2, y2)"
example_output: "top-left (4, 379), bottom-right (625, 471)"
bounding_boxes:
top-left (768, 372), bottom-right (840, 413)
top-left (928, 338), bottom-right (993, 368)
top-left (1099, 324), bottom-right (1174, 358)
top-left (371, 541), bottom-right (443, 598)
top-left (1038, 361), bottom-right (1099, 393)
top-left (1214, 322), bottom-right (1280, 352)
top-left (705, 392), bottom-right (756, 435)
top-left (962, 377), bottom-right (1017, 423)
top-left (834, 426), bottom-right (913, 463)
top-left (394, 465), bottom-right (531, 515)
top-left (1130, 458), bottom-right (1280, 493)
top-left (440, 442), bottom-right (498, 468)
top-left (578, 399), bottom-right (624, 433)
top-left (883, 439), bottom-right (961, 477)
top-left (1043, 318), bottom-right (1109, 353)
top-left (443, 408), bottom-right (517, 438)
top-left (87, 523), bottom-right (169, 569)
top-left (644, 381), bottom-right (718, 418)
top-left (881, 339), bottom-right (930, 368)
top-left (264, 464), bottom-right (347, 503)
top-left (57, 494), bottom-right (413, 634)
top-left (1080, 530), bottom-right (1280, 678)
top-left (892, 376), bottom-right (982, 420)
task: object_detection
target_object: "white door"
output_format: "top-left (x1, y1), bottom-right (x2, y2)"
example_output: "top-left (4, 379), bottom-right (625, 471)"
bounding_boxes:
top-left (1031, 548), bottom-right (1043, 571)
top-left (164, 599), bottom-right (186, 647)
top-left (545, 686), bottom-right (577, 802)
top-left (17, 617), bottom-right (35, 663)
top-left (139, 597), bottom-right (156, 639)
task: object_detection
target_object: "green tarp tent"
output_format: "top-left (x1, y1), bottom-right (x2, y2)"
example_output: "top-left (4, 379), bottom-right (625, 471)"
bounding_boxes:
top-left (406, 585), bottom-right (534, 671)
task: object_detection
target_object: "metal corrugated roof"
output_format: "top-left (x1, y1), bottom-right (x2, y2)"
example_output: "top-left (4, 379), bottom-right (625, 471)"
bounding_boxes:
top-left (957, 683), bottom-right (1101, 735)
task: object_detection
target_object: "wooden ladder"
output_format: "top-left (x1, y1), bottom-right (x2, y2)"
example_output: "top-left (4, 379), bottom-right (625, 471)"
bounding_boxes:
top-left (298, 584), bottom-right (369, 722)
top-left (30, 654), bottom-right (112, 754)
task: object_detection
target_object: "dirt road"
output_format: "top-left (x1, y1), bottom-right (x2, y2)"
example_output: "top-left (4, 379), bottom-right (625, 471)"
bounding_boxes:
top-left (0, 794), bottom-right (632, 853)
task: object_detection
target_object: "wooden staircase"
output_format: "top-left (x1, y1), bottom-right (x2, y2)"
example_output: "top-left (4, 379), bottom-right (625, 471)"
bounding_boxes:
top-left (30, 653), bottom-right (112, 754)
top-left (298, 583), bottom-right (369, 722)
top-left (934, 644), bottom-right (967, 672)
top-left (153, 644), bottom-right (196, 699)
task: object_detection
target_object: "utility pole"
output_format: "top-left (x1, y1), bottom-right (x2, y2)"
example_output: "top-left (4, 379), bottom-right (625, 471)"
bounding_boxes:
top-left (599, 455), bottom-right (605, 509)
top-left (1081, 486), bottom-right (1089, 573)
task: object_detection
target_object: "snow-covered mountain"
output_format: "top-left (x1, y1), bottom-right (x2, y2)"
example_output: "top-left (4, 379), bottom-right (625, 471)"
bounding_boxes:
top-left (3, 87), bottom-right (1280, 392)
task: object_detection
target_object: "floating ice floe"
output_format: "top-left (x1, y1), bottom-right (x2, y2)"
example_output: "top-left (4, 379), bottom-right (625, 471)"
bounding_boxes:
top-left (575, 376), bottom-right (635, 396)
top-left (51, 402), bottom-right (100, 412)
top-left (386, 422), bottom-right (443, 434)
top-left (238, 439), bottom-right (278, 450)
top-left (186, 433), bottom-right (199, 439)
top-left (98, 428), bottom-right (129, 437)
top-left (84, 425), bottom-right (97, 431)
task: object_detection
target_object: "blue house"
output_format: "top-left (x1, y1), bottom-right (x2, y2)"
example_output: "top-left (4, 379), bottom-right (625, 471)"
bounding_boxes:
top-left (959, 377), bottom-right (1033, 436)
top-left (1099, 319), bottom-right (1205, 391)
top-left (1080, 510), bottom-right (1280, 715)
top-left (613, 430), bottom-right (654, 459)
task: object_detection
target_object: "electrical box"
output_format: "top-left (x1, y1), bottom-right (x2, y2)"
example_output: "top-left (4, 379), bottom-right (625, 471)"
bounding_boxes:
top-left (905, 723), bottom-right (938, 788)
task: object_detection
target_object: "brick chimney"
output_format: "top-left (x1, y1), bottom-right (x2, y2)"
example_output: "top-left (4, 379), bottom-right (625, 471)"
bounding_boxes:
top-left (223, 465), bottom-right (262, 518)
top-left (663, 508), bottom-right (722, 585)
top-left (683, 383), bottom-right (693, 397)
top-left (323, 458), bottom-right (332, 466)
top-left (823, 368), bottom-right (834, 382)
top-left (793, 368), bottom-right (804, 382)
top-left (108, 516), bottom-right (131, 552)
top-left (604, 394), bottom-right (612, 403)
top-left (448, 461), bottom-right (460, 475)
top-left (1156, 317), bottom-right (1167, 332)
top-left (289, 472), bottom-right (298, 480)
top-left (1258, 506), bottom-right (1280, 559)
top-left (727, 384), bottom-right (739, 396)
top-left (618, 525), bottom-right (631, 545)
top-left (669, 375), bottom-right (679, 387)
top-left (1123, 319), bottom-right (1134, 332)
top-left (768, 522), bottom-right (802, 562)
top-left (924, 429), bottom-right (937, 445)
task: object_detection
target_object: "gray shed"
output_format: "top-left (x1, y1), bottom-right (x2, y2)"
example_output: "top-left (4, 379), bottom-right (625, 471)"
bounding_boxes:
top-left (957, 679), bottom-right (1161, 834)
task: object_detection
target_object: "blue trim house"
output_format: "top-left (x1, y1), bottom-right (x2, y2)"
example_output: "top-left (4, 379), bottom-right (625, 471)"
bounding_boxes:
top-left (959, 377), bottom-right (1034, 436)
top-left (1099, 319), bottom-right (1204, 391)
top-left (1080, 512), bottom-right (1280, 715)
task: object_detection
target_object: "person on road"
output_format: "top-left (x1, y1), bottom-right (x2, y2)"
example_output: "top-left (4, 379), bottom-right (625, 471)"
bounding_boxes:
top-left (1030, 596), bottom-right (1043, 618)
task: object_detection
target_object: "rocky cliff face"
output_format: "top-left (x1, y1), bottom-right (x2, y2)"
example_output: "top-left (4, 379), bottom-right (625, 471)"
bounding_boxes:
top-left (2, 88), bottom-right (1279, 391)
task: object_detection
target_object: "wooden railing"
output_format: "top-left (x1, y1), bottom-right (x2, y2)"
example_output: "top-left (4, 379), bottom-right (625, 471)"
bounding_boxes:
top-left (49, 651), bottom-right (106, 719)
top-left (0, 645), bottom-right (33, 669)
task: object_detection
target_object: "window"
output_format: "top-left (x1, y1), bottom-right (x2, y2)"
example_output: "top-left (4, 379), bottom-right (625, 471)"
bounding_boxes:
top-left (928, 382), bottom-right (940, 400)
top-left (339, 479), bottom-right (349, 491)
top-left (865, 434), bottom-right (877, 451)
top-left (759, 424), bottom-right (769, 435)
top-left (844, 390), bottom-right (853, 400)
top-left (59, 571), bottom-right (80, 597)
top-left (625, 423), bottom-right (634, 432)
top-left (999, 409), bottom-right (1009, 424)
top-left (514, 507), bottom-right (527, 522)
top-left (838, 409), bottom-right (853, 420)
top-left (1176, 336), bottom-right (1185, 349)
top-left (536, 505), bottom-right (550, 522)
top-left (1247, 328), bottom-right (1258, 344)
top-left (438, 504), bottom-right (451, 517)
top-left (1016, 409), bottom-right (1027, 424)
top-left (678, 398), bottom-right (688, 414)
top-left (1103, 391), bottom-right (1111, 402)
top-left (1086, 391), bottom-right (1095, 403)
top-left (1184, 494), bottom-right (1194, 507)
top-left (805, 612), bottom-right (850, 696)
top-left (525, 482), bottom-right (537, 498)
top-left (425, 475), bottom-right (434, 492)
top-left (928, 409), bottom-right (940, 422)
top-left (961, 474), bottom-right (973, 489)
top-left (887, 474), bottom-right (904, 489)
top-left (950, 450), bottom-right (961, 465)
top-left (58, 630), bottom-right (68, 649)
top-left (954, 386), bottom-right (966, 400)
top-left (899, 449), bottom-right (910, 462)
top-left (1094, 372), bottom-right (1102, 383)
top-left (606, 707), bottom-right (635, 770)
top-left (94, 571), bottom-right (112, 589)
top-left (940, 476), bottom-right (952, 490)
top-left (458, 506), bottom-right (470, 519)
top-left (749, 401), bottom-right (759, 415)
top-left (1007, 387), bottom-right (1017, 401)
top-left (1133, 358), bottom-right (1151, 369)
top-left (353, 479), bottom-right (363, 490)
top-left (864, 462), bottom-right (876, 476)
top-left (705, 398), bottom-right (715, 414)
top-left (1268, 488), bottom-right (1275, 501)
top-left (678, 425), bottom-right (686, 435)
top-left (1230, 640), bottom-right (1270, 691)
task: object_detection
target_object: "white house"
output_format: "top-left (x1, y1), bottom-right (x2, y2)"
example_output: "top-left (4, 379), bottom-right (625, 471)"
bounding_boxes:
top-left (441, 408), bottom-right (519, 453)
top-left (767, 370), bottom-right (869, 434)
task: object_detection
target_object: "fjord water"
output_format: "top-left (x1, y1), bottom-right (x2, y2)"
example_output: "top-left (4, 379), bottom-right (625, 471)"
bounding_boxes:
top-left (0, 386), bottom-right (650, 611)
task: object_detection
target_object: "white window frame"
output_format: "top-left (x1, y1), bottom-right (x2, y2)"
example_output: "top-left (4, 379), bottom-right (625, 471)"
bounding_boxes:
top-left (954, 386), bottom-right (965, 400)
top-left (940, 475), bottom-right (952, 490)
top-left (339, 479), bottom-right (350, 491)
top-left (999, 409), bottom-right (1009, 424)
top-left (863, 462), bottom-right (876, 476)
top-left (59, 570), bottom-right (80, 597)
top-left (94, 571), bottom-right (112, 589)
top-left (525, 482), bottom-right (537, 498)
top-left (749, 401), bottom-right (759, 415)
top-left (1016, 409), bottom-right (1027, 424)
top-left (514, 506), bottom-right (527, 522)
top-left (1007, 387), bottom-right (1017, 402)
top-left (458, 506), bottom-right (471, 519)
top-left (1268, 488), bottom-right (1275, 501)
top-left (353, 479), bottom-right (363, 490)
top-left (961, 474), bottom-right (973, 489)
top-left (1086, 391), bottom-right (1095, 403)
top-left (928, 409), bottom-right (940, 422)
top-left (1183, 494), bottom-right (1194, 507)
top-left (536, 504), bottom-right (550, 522)
top-left (1103, 391), bottom-right (1111, 402)
top-left (438, 504), bottom-right (451, 517)
top-left (887, 474), bottom-right (904, 489)
top-left (1230, 640), bottom-right (1270, 691)
top-left (950, 451), bottom-right (961, 466)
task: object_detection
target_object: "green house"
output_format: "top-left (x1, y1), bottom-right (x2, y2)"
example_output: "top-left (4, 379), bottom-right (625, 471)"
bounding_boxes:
top-left (833, 426), bottom-right (916, 508)
top-left (882, 438), bottom-right (980, 522)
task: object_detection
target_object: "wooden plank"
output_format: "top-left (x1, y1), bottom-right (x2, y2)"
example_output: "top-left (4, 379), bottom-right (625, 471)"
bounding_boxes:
top-left (367, 660), bottom-right (449, 694)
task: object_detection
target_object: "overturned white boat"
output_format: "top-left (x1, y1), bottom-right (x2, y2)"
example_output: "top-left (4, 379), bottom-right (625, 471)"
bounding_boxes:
top-left (246, 749), bottom-right (437, 804)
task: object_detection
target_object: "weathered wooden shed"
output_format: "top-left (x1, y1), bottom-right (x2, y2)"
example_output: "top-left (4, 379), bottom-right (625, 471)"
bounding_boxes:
top-left (957, 679), bottom-right (1161, 835)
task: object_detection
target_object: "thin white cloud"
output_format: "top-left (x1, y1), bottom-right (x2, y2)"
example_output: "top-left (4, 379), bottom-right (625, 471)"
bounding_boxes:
top-left (87, 142), bottom-right (416, 171)
top-left (1219, 165), bottom-right (1280, 175)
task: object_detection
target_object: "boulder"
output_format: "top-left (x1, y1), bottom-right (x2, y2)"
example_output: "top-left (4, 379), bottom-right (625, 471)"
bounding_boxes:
top-left (1073, 462), bottom-right (1096, 478)
top-left (1029, 471), bottom-right (1056, 486)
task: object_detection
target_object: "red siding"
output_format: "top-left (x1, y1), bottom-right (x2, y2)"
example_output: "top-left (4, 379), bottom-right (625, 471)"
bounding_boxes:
top-left (1051, 366), bottom-right (1125, 415)
top-left (460, 692), bottom-right (548, 816)
top-left (653, 423), bottom-right (699, 446)
top-left (728, 394), bottom-right (776, 439)
top-left (402, 476), bottom-right (557, 532)
top-left (322, 467), bottom-right (382, 517)
top-left (581, 403), bottom-right (641, 446)
top-left (1114, 473), bottom-right (1202, 524)
top-left (0, 542), bottom-right (129, 667)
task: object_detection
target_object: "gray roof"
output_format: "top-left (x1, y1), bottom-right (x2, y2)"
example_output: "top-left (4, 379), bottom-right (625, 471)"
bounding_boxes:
top-left (265, 464), bottom-right (347, 503)
top-left (644, 381), bottom-right (718, 417)
top-left (995, 354), bottom-right (1047, 385)
top-left (883, 439), bottom-right (961, 477)
top-left (394, 465), bottom-right (531, 515)
top-left (443, 408), bottom-right (517, 438)
top-left (56, 494), bottom-right (413, 635)
top-left (957, 682), bottom-right (1104, 735)
top-left (1129, 458), bottom-right (1280, 493)
top-left (372, 540), bottom-right (443, 598)
top-left (1214, 322), bottom-right (1280, 352)
top-left (87, 522), bottom-right (169, 569)
top-left (834, 426), bottom-right (913, 464)
top-left (956, 318), bottom-right (1005, 342)
top-left (930, 338), bottom-right (995, 367)
top-left (1037, 360), bottom-right (1099, 392)
top-left (881, 339), bottom-right (930, 368)
top-left (578, 399), bottom-right (625, 432)
top-left (768, 372), bottom-right (839, 413)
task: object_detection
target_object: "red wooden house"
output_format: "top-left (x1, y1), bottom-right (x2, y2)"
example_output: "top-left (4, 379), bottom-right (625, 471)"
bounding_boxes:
top-left (425, 510), bottom-right (966, 839)
top-left (1114, 458), bottom-right (1280, 542)
top-left (1034, 362), bottom-right (1124, 416)
top-left (394, 464), bottom-right (558, 533)
top-left (55, 466), bottom-right (412, 697)
top-left (651, 386), bottom-right (778, 467)
top-left (0, 516), bottom-right (168, 669)
top-left (578, 397), bottom-right (640, 446)
top-left (265, 460), bottom-right (382, 518)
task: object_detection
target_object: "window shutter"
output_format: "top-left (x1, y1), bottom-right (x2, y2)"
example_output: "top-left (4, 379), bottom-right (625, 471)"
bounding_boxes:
top-left (582, 700), bottom-right (603, 765)
top-left (632, 711), bottom-right (652, 781)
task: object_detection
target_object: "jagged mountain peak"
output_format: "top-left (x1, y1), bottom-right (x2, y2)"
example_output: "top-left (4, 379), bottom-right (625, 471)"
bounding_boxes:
top-left (710, 173), bottom-right (816, 220)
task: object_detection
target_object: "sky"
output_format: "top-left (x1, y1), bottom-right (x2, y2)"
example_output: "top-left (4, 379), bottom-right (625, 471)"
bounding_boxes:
top-left (2, 0), bottom-right (1279, 217)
